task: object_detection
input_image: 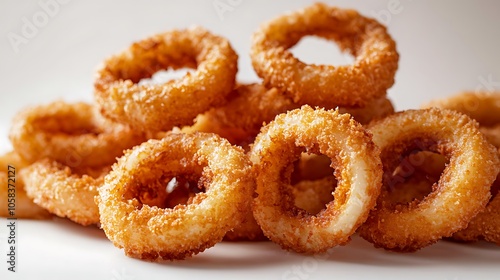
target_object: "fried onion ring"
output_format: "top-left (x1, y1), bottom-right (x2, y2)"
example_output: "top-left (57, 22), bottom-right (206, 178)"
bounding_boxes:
top-left (249, 105), bottom-right (382, 253)
top-left (422, 92), bottom-right (500, 244)
top-left (184, 83), bottom-right (394, 147)
top-left (250, 3), bottom-right (399, 107)
top-left (9, 101), bottom-right (143, 167)
top-left (20, 159), bottom-right (109, 226)
top-left (0, 151), bottom-right (51, 219)
top-left (97, 132), bottom-right (254, 260)
top-left (422, 91), bottom-right (500, 127)
top-left (292, 176), bottom-right (336, 216)
top-left (94, 26), bottom-right (238, 133)
top-left (359, 108), bottom-right (499, 251)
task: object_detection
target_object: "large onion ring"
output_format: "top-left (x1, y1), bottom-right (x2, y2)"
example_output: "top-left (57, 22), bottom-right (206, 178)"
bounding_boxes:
top-left (20, 159), bottom-right (108, 226)
top-left (249, 105), bottom-right (382, 253)
top-left (250, 3), bottom-right (399, 107)
top-left (94, 26), bottom-right (238, 133)
top-left (9, 101), bottom-right (143, 167)
top-left (359, 108), bottom-right (499, 251)
top-left (97, 132), bottom-right (254, 260)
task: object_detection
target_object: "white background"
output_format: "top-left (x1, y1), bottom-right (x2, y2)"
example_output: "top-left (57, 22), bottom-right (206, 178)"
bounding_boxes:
top-left (1, 0), bottom-right (500, 279)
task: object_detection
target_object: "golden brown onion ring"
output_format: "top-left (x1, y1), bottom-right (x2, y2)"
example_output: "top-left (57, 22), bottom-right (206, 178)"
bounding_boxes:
top-left (0, 151), bottom-right (51, 219)
top-left (183, 83), bottom-right (296, 147)
top-left (423, 92), bottom-right (500, 244)
top-left (20, 159), bottom-right (109, 226)
top-left (359, 108), bottom-right (499, 251)
top-left (249, 105), bottom-right (382, 253)
top-left (422, 91), bottom-right (500, 127)
top-left (250, 3), bottom-right (399, 107)
top-left (184, 83), bottom-right (395, 147)
top-left (97, 132), bottom-right (254, 260)
top-left (94, 26), bottom-right (238, 133)
top-left (9, 101), bottom-right (143, 168)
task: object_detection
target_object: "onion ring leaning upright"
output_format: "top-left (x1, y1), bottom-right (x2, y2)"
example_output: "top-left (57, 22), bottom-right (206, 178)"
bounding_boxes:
top-left (359, 108), bottom-right (499, 251)
top-left (97, 132), bottom-right (254, 260)
top-left (249, 105), bottom-right (382, 254)
top-left (250, 3), bottom-right (399, 108)
top-left (94, 26), bottom-right (238, 133)
top-left (422, 91), bottom-right (500, 245)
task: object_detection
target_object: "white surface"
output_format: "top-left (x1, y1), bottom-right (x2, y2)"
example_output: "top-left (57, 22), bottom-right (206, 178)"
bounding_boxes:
top-left (1, 0), bottom-right (499, 279)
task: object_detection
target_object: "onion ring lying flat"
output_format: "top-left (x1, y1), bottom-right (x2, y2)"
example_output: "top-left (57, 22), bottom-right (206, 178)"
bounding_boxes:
top-left (0, 151), bottom-right (51, 219)
top-left (97, 132), bottom-right (254, 260)
top-left (359, 108), bottom-right (499, 251)
top-left (250, 3), bottom-right (399, 107)
top-left (183, 83), bottom-right (296, 147)
top-left (422, 91), bottom-right (500, 127)
top-left (20, 159), bottom-right (109, 226)
top-left (184, 83), bottom-right (395, 147)
top-left (9, 101), bottom-right (143, 168)
top-left (249, 105), bottom-right (382, 253)
top-left (94, 26), bottom-right (238, 133)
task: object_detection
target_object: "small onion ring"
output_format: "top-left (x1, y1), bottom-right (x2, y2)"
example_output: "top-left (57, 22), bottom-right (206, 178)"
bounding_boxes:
top-left (20, 159), bottom-right (109, 226)
top-left (249, 105), bottom-right (382, 253)
top-left (250, 3), bottom-right (399, 107)
top-left (9, 101), bottom-right (143, 168)
top-left (359, 108), bottom-right (499, 251)
top-left (94, 26), bottom-right (238, 133)
top-left (97, 132), bottom-right (254, 260)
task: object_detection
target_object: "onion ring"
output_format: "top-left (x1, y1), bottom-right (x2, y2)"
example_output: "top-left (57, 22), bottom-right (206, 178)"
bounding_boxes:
top-left (20, 159), bottom-right (109, 226)
top-left (250, 3), bottom-right (399, 107)
top-left (9, 101), bottom-right (144, 168)
top-left (183, 83), bottom-right (296, 147)
top-left (359, 108), bottom-right (499, 251)
top-left (0, 151), bottom-right (51, 219)
top-left (422, 91), bottom-right (500, 127)
top-left (94, 26), bottom-right (238, 133)
top-left (452, 174), bottom-right (500, 245)
top-left (423, 92), bottom-right (500, 244)
top-left (184, 83), bottom-right (395, 147)
top-left (97, 132), bottom-right (254, 260)
top-left (249, 105), bottom-right (382, 253)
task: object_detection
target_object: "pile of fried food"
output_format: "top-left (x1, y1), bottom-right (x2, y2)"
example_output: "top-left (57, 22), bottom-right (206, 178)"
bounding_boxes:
top-left (1, 3), bottom-right (499, 261)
